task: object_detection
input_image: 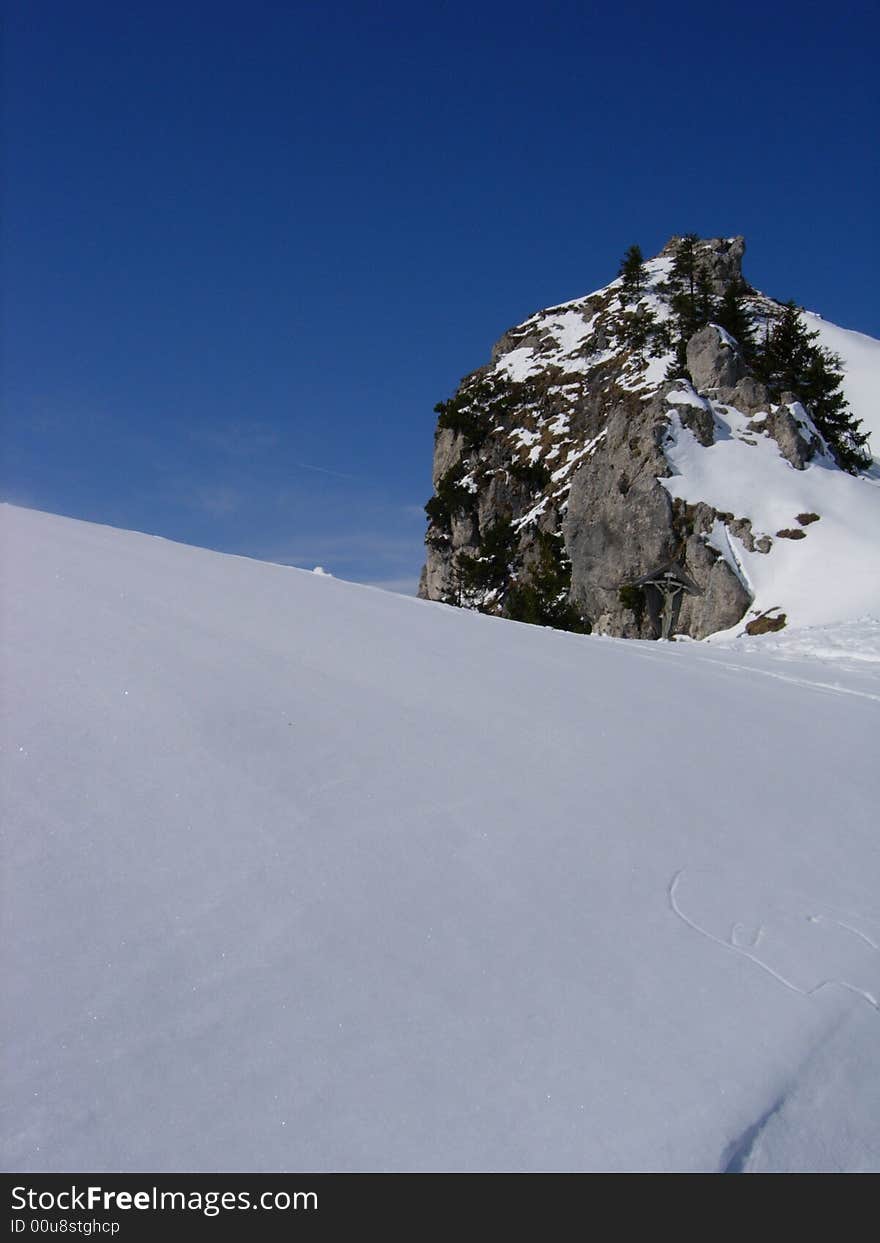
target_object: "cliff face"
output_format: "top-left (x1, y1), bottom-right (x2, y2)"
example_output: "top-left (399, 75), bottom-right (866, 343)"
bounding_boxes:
top-left (418, 236), bottom-right (879, 639)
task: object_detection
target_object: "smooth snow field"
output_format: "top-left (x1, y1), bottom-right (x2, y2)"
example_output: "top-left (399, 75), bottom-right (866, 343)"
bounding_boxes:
top-left (2, 503), bottom-right (879, 1172)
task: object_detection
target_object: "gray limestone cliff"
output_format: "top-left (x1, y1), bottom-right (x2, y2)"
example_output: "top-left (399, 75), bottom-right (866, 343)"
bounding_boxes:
top-left (417, 236), bottom-right (834, 639)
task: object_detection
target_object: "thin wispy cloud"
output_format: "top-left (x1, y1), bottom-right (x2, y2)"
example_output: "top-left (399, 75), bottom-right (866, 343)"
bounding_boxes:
top-left (189, 421), bottom-right (359, 481)
top-left (289, 460), bottom-right (358, 480)
top-left (187, 422), bottom-right (279, 458)
top-left (187, 485), bottom-right (242, 516)
top-left (186, 418), bottom-right (363, 477)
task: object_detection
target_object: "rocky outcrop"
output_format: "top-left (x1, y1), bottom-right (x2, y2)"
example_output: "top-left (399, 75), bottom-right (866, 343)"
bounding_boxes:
top-left (563, 404), bottom-right (676, 637)
top-left (658, 235), bottom-right (746, 294)
top-left (666, 385), bottom-right (716, 446)
top-left (561, 388), bottom-right (753, 639)
top-left (432, 428), bottom-right (465, 485)
top-left (748, 402), bottom-right (818, 470)
top-left (687, 325), bottom-right (747, 391)
top-left (716, 375), bottom-right (770, 415)
top-left (677, 544), bottom-right (753, 640)
top-left (418, 233), bottom-right (848, 640)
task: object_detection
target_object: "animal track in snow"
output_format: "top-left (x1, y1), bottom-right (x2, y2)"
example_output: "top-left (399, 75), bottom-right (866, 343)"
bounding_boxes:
top-left (669, 869), bottom-right (880, 1013)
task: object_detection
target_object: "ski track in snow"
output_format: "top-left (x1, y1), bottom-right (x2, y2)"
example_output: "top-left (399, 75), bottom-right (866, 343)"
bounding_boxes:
top-left (693, 659), bottom-right (880, 703)
top-left (669, 870), bottom-right (880, 1013)
top-left (808, 915), bottom-right (880, 952)
top-left (623, 642), bottom-right (880, 703)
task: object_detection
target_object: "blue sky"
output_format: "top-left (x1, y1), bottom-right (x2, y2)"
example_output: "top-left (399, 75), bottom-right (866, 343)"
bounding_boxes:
top-left (3, 0), bottom-right (877, 592)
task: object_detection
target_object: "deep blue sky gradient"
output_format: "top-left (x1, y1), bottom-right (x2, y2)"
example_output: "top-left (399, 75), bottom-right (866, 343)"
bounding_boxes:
top-left (3, 0), bottom-right (878, 590)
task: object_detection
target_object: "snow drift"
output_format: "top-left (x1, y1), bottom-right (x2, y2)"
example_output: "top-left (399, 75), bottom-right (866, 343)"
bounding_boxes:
top-left (2, 503), bottom-right (879, 1172)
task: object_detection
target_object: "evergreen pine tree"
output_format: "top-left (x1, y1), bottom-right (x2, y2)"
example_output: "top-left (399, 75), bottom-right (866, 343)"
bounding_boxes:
top-left (649, 318), bottom-right (674, 358)
top-left (713, 280), bottom-right (755, 356)
top-left (669, 234), bottom-right (701, 301)
top-left (615, 305), bottom-right (658, 357)
top-left (753, 301), bottom-right (811, 392)
top-left (505, 532), bottom-right (588, 632)
top-left (457, 518), bottom-right (517, 596)
top-left (754, 301), bottom-right (871, 473)
top-left (694, 265), bottom-right (716, 326)
top-left (617, 244), bottom-right (646, 305)
top-left (665, 334), bottom-right (690, 380)
top-left (665, 235), bottom-right (712, 370)
top-left (799, 349), bottom-right (871, 473)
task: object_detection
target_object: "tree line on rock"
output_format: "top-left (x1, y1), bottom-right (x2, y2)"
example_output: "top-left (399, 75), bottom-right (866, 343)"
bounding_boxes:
top-left (615, 236), bottom-right (870, 472)
top-left (614, 239), bottom-right (754, 373)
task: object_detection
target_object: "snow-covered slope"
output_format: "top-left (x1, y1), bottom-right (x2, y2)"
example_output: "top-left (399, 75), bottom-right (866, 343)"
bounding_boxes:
top-left (806, 311), bottom-right (880, 446)
top-left (2, 504), bottom-right (879, 1172)
top-left (661, 390), bottom-right (880, 632)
